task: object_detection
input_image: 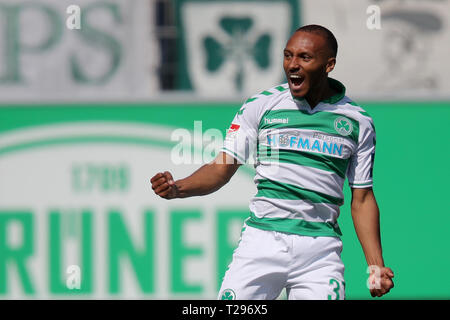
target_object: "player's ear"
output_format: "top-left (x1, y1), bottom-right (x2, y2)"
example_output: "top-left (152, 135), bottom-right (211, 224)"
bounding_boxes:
top-left (326, 57), bottom-right (336, 73)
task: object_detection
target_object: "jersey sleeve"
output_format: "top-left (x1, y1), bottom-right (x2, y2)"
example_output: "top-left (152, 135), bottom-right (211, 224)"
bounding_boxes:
top-left (220, 99), bottom-right (260, 164)
top-left (347, 117), bottom-right (376, 188)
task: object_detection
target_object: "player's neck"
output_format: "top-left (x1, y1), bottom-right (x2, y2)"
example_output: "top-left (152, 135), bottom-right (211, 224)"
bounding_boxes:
top-left (305, 78), bottom-right (336, 109)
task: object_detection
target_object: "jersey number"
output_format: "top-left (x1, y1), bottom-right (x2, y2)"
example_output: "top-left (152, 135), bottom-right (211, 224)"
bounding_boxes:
top-left (327, 279), bottom-right (341, 300)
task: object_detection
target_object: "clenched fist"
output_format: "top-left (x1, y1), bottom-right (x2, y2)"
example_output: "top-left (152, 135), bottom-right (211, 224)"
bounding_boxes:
top-left (368, 266), bottom-right (394, 297)
top-left (150, 171), bottom-right (179, 199)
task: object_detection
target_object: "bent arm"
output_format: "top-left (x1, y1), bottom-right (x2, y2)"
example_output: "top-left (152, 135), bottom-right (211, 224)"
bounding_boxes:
top-left (151, 152), bottom-right (241, 199)
top-left (175, 152), bottom-right (240, 198)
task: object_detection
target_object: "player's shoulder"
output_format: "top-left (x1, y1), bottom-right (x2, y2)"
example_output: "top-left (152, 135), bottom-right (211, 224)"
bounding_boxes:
top-left (336, 96), bottom-right (375, 129)
top-left (234, 84), bottom-right (291, 122)
top-left (242, 83), bottom-right (291, 110)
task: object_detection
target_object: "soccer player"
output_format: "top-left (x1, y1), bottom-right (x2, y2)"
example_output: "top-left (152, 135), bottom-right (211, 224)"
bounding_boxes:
top-left (150, 24), bottom-right (394, 300)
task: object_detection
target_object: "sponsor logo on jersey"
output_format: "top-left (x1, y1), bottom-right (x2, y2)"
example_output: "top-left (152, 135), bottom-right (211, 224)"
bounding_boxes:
top-left (278, 134), bottom-right (290, 147)
top-left (266, 134), bottom-right (344, 157)
top-left (334, 117), bottom-right (353, 136)
top-left (312, 132), bottom-right (345, 143)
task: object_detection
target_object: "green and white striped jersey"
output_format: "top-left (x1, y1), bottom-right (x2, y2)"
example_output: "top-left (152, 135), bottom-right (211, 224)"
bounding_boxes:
top-left (221, 78), bottom-right (376, 237)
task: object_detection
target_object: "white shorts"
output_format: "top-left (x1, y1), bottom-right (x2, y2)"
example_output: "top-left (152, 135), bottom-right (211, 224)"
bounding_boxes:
top-left (218, 224), bottom-right (345, 300)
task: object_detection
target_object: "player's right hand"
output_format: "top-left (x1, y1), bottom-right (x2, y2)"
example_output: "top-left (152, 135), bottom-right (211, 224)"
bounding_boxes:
top-left (150, 171), bottom-right (178, 199)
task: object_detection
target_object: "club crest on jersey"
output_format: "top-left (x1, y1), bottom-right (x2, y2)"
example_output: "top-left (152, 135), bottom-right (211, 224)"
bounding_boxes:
top-left (220, 289), bottom-right (236, 300)
top-left (334, 117), bottom-right (353, 136)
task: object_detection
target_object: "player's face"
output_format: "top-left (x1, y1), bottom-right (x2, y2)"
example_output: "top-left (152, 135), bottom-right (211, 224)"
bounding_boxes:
top-left (283, 31), bottom-right (335, 99)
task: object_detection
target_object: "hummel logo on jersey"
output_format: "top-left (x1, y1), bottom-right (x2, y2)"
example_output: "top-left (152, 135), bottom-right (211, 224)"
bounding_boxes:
top-left (264, 117), bottom-right (289, 125)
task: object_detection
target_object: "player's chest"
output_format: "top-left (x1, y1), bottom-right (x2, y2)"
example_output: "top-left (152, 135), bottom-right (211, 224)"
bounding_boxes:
top-left (257, 109), bottom-right (359, 159)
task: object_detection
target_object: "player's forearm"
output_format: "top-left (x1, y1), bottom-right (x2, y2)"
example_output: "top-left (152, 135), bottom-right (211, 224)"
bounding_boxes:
top-left (174, 164), bottom-right (227, 197)
top-left (351, 191), bottom-right (385, 267)
top-left (174, 153), bottom-right (240, 198)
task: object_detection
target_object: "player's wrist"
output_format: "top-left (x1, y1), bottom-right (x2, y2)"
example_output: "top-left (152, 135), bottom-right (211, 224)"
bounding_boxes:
top-left (366, 257), bottom-right (385, 268)
top-left (367, 262), bottom-right (384, 269)
top-left (171, 180), bottom-right (184, 198)
top-left (364, 250), bottom-right (385, 268)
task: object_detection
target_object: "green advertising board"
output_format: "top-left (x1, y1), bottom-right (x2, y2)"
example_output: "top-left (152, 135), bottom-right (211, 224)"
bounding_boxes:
top-left (0, 101), bottom-right (449, 299)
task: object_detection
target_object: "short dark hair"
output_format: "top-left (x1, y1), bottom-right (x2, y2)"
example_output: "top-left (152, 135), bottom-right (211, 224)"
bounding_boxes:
top-left (295, 24), bottom-right (338, 58)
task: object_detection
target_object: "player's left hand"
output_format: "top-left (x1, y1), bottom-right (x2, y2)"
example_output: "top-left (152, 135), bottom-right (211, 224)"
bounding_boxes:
top-left (368, 266), bottom-right (394, 297)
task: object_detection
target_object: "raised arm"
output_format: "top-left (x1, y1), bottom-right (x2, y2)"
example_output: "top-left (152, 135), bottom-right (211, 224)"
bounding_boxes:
top-left (150, 152), bottom-right (240, 199)
top-left (350, 187), bottom-right (394, 297)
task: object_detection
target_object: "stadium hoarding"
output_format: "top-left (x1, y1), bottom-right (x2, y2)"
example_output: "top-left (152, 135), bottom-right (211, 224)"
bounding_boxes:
top-left (175, 0), bottom-right (450, 100)
top-left (0, 102), bottom-right (449, 299)
top-left (0, 106), bottom-right (256, 299)
top-left (0, 0), bottom-right (158, 101)
top-left (175, 0), bottom-right (300, 98)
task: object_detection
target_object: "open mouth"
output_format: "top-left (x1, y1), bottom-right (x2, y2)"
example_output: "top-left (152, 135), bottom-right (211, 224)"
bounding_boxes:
top-left (289, 74), bottom-right (304, 89)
